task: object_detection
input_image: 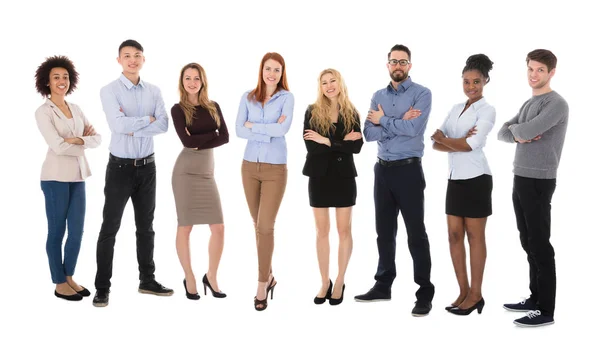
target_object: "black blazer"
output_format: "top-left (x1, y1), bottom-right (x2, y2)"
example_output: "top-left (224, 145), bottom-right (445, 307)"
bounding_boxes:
top-left (302, 105), bottom-right (363, 178)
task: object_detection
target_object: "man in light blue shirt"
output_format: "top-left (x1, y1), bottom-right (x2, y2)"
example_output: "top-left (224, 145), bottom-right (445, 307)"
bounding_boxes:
top-left (93, 39), bottom-right (172, 307)
top-left (355, 44), bottom-right (435, 316)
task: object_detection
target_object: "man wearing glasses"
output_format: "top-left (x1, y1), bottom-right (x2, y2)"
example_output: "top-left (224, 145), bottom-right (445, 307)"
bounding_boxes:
top-left (355, 44), bottom-right (435, 317)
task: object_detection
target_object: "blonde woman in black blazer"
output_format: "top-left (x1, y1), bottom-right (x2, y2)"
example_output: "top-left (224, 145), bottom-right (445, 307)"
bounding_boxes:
top-left (302, 68), bottom-right (363, 306)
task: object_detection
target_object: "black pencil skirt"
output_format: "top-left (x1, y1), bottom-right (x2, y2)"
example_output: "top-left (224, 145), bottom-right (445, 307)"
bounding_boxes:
top-left (308, 176), bottom-right (357, 208)
top-left (445, 174), bottom-right (493, 218)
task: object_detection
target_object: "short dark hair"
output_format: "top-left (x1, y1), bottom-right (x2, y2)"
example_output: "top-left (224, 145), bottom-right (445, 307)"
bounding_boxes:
top-left (526, 49), bottom-right (557, 72)
top-left (119, 39), bottom-right (144, 55)
top-left (35, 55), bottom-right (79, 97)
top-left (388, 44), bottom-right (411, 61)
top-left (463, 54), bottom-right (494, 83)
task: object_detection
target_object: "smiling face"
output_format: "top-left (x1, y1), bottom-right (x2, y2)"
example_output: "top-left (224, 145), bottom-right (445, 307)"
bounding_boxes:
top-left (462, 69), bottom-right (485, 102)
top-left (387, 50), bottom-right (412, 83)
top-left (118, 46), bottom-right (145, 76)
top-left (262, 59), bottom-right (282, 87)
top-left (527, 59), bottom-right (554, 90)
top-left (320, 72), bottom-right (340, 99)
top-left (182, 67), bottom-right (202, 98)
top-left (48, 67), bottom-right (70, 97)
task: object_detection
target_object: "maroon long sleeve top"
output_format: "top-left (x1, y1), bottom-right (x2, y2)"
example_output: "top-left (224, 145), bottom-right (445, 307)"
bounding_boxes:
top-left (171, 103), bottom-right (229, 149)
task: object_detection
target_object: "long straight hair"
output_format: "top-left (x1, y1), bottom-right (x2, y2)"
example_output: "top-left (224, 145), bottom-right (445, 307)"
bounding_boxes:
top-left (178, 63), bottom-right (220, 127)
top-left (248, 52), bottom-right (289, 103)
top-left (310, 68), bottom-right (357, 136)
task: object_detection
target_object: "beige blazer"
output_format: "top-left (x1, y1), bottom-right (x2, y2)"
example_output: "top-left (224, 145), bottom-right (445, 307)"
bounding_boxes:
top-left (35, 99), bottom-right (102, 181)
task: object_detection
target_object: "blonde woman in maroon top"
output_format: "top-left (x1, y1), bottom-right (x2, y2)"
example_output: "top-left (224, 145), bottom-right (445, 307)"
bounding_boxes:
top-left (171, 63), bottom-right (229, 300)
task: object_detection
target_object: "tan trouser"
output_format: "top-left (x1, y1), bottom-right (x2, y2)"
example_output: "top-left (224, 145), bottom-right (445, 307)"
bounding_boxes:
top-left (241, 160), bottom-right (287, 282)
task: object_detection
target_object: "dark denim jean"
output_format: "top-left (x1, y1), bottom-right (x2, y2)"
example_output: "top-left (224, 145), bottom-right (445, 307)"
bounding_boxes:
top-left (41, 181), bottom-right (86, 284)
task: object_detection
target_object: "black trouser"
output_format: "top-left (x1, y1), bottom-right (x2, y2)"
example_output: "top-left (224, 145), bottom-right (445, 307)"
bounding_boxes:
top-left (95, 154), bottom-right (157, 289)
top-left (373, 159), bottom-right (434, 302)
top-left (512, 175), bottom-right (557, 317)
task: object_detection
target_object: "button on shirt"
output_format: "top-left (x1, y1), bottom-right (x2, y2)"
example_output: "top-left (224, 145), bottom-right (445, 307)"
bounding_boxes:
top-left (235, 89), bottom-right (295, 164)
top-left (364, 77), bottom-right (432, 160)
top-left (438, 98), bottom-right (496, 180)
top-left (100, 74), bottom-right (169, 159)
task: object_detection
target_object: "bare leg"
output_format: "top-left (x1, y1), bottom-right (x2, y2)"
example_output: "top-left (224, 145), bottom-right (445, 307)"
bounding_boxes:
top-left (459, 217), bottom-right (488, 309)
top-left (448, 215), bottom-right (469, 306)
top-left (206, 223), bottom-right (225, 291)
top-left (333, 207), bottom-right (353, 299)
top-left (66, 276), bottom-right (83, 292)
top-left (176, 225), bottom-right (196, 294)
top-left (313, 208), bottom-right (331, 297)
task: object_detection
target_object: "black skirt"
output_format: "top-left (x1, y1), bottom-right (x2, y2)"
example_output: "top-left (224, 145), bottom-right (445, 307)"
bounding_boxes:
top-left (445, 174), bottom-right (493, 218)
top-left (308, 176), bottom-right (357, 208)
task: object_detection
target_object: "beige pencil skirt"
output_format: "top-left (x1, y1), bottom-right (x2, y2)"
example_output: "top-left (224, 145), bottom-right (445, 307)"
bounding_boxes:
top-left (172, 148), bottom-right (223, 226)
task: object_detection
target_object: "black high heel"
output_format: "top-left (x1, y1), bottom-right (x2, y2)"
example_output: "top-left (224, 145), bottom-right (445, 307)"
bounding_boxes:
top-left (445, 304), bottom-right (457, 311)
top-left (183, 279), bottom-right (200, 300)
top-left (449, 298), bottom-right (485, 315)
top-left (254, 277), bottom-right (276, 311)
top-left (314, 279), bottom-right (333, 305)
top-left (202, 274), bottom-right (226, 298)
top-left (329, 284), bottom-right (345, 306)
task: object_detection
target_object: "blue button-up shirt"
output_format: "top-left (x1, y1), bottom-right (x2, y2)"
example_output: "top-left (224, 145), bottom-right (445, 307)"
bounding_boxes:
top-left (364, 77), bottom-right (432, 160)
top-left (99, 74), bottom-right (169, 159)
top-left (235, 89), bottom-right (294, 164)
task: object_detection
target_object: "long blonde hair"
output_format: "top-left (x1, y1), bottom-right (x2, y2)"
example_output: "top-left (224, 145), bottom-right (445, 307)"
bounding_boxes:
top-left (178, 63), bottom-right (220, 127)
top-left (310, 69), bottom-right (357, 136)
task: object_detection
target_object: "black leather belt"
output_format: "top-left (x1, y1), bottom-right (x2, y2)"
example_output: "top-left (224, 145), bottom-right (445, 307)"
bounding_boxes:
top-left (109, 153), bottom-right (155, 167)
top-left (377, 157), bottom-right (420, 167)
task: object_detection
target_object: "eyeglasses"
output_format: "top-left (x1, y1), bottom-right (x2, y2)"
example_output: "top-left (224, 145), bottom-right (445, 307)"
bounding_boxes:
top-left (388, 59), bottom-right (410, 67)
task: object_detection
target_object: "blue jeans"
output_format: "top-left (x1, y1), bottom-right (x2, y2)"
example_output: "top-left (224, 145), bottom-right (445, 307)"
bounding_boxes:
top-left (41, 181), bottom-right (86, 284)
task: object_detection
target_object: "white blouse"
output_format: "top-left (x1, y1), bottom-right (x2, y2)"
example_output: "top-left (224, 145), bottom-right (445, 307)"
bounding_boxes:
top-left (438, 98), bottom-right (495, 180)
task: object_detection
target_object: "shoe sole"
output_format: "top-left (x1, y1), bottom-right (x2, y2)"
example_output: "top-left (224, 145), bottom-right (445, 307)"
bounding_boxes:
top-left (93, 302), bottom-right (108, 307)
top-left (354, 298), bottom-right (391, 302)
top-left (513, 320), bottom-right (555, 327)
top-left (503, 305), bottom-right (534, 312)
top-left (411, 313), bottom-right (430, 317)
top-left (138, 289), bottom-right (174, 296)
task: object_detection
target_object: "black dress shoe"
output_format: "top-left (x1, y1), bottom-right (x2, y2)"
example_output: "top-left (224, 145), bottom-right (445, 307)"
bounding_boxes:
top-left (93, 289), bottom-right (110, 307)
top-left (449, 298), bottom-right (485, 316)
top-left (354, 286), bottom-right (391, 302)
top-left (139, 280), bottom-right (174, 296)
top-left (55, 291), bottom-right (83, 301)
top-left (183, 279), bottom-right (200, 300)
top-left (314, 279), bottom-right (332, 305)
top-left (77, 287), bottom-right (91, 297)
top-left (329, 284), bottom-right (345, 306)
top-left (202, 274), bottom-right (226, 298)
top-left (445, 304), bottom-right (457, 311)
top-left (412, 301), bottom-right (432, 317)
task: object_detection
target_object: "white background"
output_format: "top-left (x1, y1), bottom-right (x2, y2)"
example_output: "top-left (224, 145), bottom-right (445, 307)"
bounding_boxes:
top-left (1, 0), bottom-right (597, 352)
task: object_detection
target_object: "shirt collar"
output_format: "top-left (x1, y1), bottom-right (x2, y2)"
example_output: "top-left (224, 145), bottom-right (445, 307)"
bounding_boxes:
top-left (119, 73), bottom-right (145, 89)
top-left (387, 76), bottom-right (413, 93)
top-left (469, 97), bottom-right (487, 110)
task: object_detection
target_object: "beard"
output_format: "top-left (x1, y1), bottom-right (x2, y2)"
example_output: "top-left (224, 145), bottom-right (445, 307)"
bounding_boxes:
top-left (390, 69), bottom-right (408, 82)
top-left (529, 77), bottom-right (549, 90)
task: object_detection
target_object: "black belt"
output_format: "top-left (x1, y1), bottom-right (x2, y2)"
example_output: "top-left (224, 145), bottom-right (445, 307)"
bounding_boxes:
top-left (377, 157), bottom-right (420, 167)
top-left (109, 153), bottom-right (155, 167)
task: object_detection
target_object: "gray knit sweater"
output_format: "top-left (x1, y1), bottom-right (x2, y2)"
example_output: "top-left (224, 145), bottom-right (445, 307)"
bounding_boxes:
top-left (497, 91), bottom-right (568, 179)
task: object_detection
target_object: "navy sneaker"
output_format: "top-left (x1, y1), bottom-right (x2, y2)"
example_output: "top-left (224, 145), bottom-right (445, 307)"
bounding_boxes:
top-left (514, 310), bottom-right (554, 327)
top-left (503, 298), bottom-right (536, 312)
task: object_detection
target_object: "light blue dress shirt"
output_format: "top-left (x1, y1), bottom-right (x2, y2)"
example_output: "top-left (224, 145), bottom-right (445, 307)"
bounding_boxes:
top-left (99, 74), bottom-right (169, 159)
top-left (363, 77), bottom-right (432, 160)
top-left (235, 89), bottom-right (294, 164)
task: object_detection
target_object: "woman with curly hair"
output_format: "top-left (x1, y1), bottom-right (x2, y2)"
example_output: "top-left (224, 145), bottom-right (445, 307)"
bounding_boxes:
top-left (35, 55), bottom-right (102, 301)
top-left (302, 68), bottom-right (363, 306)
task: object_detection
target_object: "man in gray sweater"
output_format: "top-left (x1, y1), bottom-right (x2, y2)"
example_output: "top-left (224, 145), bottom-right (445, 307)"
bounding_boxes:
top-left (498, 49), bottom-right (568, 327)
